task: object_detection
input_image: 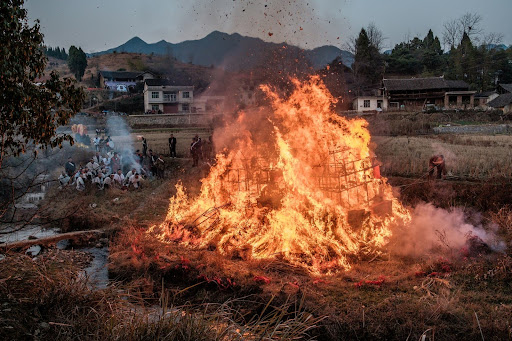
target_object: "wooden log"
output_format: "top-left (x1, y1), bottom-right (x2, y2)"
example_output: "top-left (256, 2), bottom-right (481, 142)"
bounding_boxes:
top-left (0, 229), bottom-right (104, 252)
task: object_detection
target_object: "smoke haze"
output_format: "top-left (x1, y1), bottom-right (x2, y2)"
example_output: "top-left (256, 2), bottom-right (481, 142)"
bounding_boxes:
top-left (390, 203), bottom-right (504, 256)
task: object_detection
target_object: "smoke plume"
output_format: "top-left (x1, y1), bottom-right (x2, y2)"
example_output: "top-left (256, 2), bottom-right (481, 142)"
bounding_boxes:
top-left (390, 203), bottom-right (505, 256)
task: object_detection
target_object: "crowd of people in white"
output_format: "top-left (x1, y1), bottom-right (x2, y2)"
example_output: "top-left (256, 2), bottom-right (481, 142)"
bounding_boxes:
top-left (60, 147), bottom-right (165, 191)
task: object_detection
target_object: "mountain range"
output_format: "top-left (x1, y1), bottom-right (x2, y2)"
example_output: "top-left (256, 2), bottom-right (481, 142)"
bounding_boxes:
top-left (90, 31), bottom-right (354, 71)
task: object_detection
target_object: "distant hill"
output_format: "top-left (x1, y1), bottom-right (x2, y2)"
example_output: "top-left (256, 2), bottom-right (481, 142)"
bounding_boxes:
top-left (91, 31), bottom-right (354, 71)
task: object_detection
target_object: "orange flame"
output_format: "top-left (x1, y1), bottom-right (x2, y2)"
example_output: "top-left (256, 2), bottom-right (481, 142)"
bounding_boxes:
top-left (149, 76), bottom-right (409, 274)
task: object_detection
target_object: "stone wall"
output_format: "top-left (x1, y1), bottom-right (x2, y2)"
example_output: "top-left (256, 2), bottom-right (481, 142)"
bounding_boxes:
top-left (127, 113), bottom-right (213, 128)
top-left (433, 124), bottom-right (512, 134)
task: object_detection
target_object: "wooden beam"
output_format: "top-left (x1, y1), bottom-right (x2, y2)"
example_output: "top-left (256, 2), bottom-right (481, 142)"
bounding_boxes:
top-left (0, 230), bottom-right (104, 252)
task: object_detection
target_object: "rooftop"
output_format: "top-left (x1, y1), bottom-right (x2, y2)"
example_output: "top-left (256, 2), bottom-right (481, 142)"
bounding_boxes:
top-left (145, 78), bottom-right (194, 90)
top-left (383, 77), bottom-right (469, 91)
top-left (487, 93), bottom-right (512, 108)
top-left (499, 84), bottom-right (512, 93)
top-left (99, 70), bottom-right (141, 79)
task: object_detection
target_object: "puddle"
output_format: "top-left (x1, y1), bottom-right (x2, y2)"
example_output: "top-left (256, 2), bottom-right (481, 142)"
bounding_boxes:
top-left (0, 225), bottom-right (60, 243)
top-left (81, 247), bottom-right (110, 290)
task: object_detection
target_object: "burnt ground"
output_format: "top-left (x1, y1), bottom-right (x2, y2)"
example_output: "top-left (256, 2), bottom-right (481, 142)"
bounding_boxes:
top-left (2, 159), bottom-right (512, 340)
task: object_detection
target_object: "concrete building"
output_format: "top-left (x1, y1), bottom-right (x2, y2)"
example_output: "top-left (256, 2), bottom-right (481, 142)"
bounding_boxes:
top-left (352, 96), bottom-right (388, 112)
top-left (143, 79), bottom-right (194, 113)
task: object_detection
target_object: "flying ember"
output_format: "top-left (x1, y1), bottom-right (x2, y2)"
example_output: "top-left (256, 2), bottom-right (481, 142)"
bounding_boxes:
top-left (149, 76), bottom-right (410, 274)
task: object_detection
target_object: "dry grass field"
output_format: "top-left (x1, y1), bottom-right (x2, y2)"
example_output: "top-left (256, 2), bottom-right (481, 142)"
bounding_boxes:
top-left (109, 127), bottom-right (213, 158)
top-left (373, 134), bottom-right (512, 179)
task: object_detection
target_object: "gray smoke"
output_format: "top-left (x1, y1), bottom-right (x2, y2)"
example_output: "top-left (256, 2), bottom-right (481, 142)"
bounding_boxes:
top-left (106, 116), bottom-right (140, 172)
top-left (390, 203), bottom-right (505, 257)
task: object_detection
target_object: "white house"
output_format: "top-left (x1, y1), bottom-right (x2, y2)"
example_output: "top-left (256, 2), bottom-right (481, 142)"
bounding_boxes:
top-left (143, 79), bottom-right (194, 113)
top-left (352, 96), bottom-right (388, 113)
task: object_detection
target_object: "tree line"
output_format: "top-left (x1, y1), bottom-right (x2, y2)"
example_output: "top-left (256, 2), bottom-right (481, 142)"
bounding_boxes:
top-left (43, 45), bottom-right (87, 81)
top-left (350, 13), bottom-right (512, 94)
top-left (43, 46), bottom-right (68, 60)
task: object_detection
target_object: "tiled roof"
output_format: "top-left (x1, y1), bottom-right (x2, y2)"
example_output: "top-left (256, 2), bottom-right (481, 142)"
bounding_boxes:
top-left (383, 77), bottom-right (469, 91)
top-left (487, 93), bottom-right (512, 108)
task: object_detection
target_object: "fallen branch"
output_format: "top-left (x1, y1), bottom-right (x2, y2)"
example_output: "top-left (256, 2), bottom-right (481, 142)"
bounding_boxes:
top-left (0, 229), bottom-right (104, 252)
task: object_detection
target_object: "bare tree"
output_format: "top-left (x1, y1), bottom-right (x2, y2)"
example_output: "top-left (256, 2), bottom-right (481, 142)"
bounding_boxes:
top-left (459, 12), bottom-right (483, 39)
top-left (442, 19), bottom-right (461, 50)
top-left (481, 32), bottom-right (504, 48)
top-left (366, 22), bottom-right (385, 52)
top-left (443, 12), bottom-right (484, 49)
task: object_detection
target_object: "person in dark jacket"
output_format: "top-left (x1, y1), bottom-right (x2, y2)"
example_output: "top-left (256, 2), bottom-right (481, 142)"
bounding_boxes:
top-left (65, 157), bottom-right (76, 176)
top-left (169, 134), bottom-right (177, 158)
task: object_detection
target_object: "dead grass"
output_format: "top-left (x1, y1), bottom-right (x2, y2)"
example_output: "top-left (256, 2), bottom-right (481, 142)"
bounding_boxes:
top-left (125, 128), bottom-right (213, 158)
top-left (373, 135), bottom-right (512, 179)
top-left (104, 221), bottom-right (512, 340)
top-left (0, 254), bottom-right (321, 340)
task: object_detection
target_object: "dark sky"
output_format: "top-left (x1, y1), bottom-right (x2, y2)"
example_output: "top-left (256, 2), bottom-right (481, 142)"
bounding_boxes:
top-left (25, 0), bottom-right (512, 53)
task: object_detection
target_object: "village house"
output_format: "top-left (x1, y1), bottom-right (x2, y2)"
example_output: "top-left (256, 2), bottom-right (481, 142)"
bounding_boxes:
top-left (98, 70), bottom-right (155, 91)
top-left (382, 76), bottom-right (474, 110)
top-left (352, 95), bottom-right (388, 113)
top-left (487, 84), bottom-right (512, 113)
top-left (474, 91), bottom-right (499, 109)
top-left (143, 79), bottom-right (194, 113)
top-left (497, 83), bottom-right (512, 94)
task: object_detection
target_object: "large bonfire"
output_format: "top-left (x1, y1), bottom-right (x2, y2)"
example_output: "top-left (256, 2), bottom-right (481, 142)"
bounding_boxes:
top-left (149, 76), bottom-right (409, 274)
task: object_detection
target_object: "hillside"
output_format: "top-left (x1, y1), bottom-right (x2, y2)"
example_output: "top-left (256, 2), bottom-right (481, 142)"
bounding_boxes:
top-left (42, 53), bottom-right (220, 93)
top-left (91, 31), bottom-right (354, 70)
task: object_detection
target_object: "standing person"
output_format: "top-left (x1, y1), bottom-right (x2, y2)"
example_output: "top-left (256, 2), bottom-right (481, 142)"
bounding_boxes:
top-left (65, 157), bottom-right (76, 177)
top-left (428, 154), bottom-right (447, 180)
top-left (148, 149), bottom-right (157, 175)
top-left (106, 136), bottom-right (114, 152)
top-left (155, 155), bottom-right (165, 179)
top-left (142, 137), bottom-right (148, 157)
top-left (190, 137), bottom-right (200, 167)
top-left (93, 135), bottom-right (100, 152)
top-left (169, 134), bottom-right (177, 158)
top-left (110, 152), bottom-right (121, 174)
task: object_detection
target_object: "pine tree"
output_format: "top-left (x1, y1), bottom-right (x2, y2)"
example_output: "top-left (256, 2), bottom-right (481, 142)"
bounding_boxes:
top-left (67, 45), bottom-right (87, 81)
top-left (353, 28), bottom-right (383, 92)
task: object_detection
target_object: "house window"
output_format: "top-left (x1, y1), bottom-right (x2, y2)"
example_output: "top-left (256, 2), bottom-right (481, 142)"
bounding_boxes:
top-left (182, 91), bottom-right (190, 99)
top-left (163, 93), bottom-right (177, 102)
top-left (363, 100), bottom-right (371, 108)
top-left (377, 100), bottom-right (383, 109)
top-left (182, 103), bottom-right (190, 111)
top-left (151, 91), bottom-right (159, 99)
top-left (151, 104), bottom-right (159, 111)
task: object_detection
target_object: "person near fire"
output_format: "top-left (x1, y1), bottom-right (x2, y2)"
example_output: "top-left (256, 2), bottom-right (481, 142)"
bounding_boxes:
top-left (169, 134), bottom-right (177, 158)
top-left (148, 149), bottom-right (157, 175)
top-left (65, 157), bottom-right (76, 177)
top-left (110, 152), bottom-right (121, 173)
top-left (190, 137), bottom-right (201, 167)
top-left (155, 154), bottom-right (165, 179)
top-left (142, 137), bottom-right (148, 156)
top-left (428, 154), bottom-right (446, 180)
